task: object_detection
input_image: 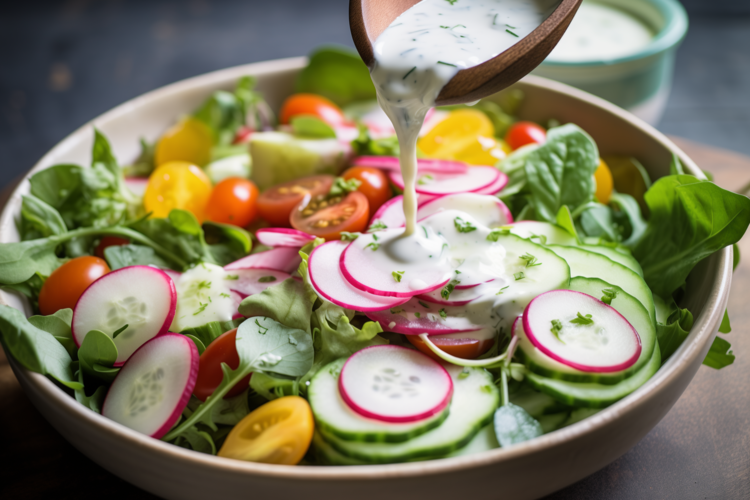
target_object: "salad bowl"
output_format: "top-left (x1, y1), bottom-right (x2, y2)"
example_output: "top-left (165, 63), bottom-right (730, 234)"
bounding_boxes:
top-left (0, 57), bottom-right (731, 499)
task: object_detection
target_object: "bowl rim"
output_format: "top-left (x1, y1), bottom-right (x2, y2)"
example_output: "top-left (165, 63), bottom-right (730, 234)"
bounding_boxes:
top-left (1, 58), bottom-right (731, 481)
top-left (540, 0), bottom-right (689, 68)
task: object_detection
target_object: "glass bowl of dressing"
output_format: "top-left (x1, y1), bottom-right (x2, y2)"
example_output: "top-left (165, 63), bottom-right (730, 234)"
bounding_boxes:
top-left (532, 0), bottom-right (688, 125)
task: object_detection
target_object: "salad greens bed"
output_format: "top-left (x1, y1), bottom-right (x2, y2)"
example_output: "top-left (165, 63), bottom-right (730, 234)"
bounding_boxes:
top-left (0, 46), bottom-right (747, 464)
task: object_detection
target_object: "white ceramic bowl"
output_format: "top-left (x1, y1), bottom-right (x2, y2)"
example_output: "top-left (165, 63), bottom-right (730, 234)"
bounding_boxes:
top-left (0, 58), bottom-right (731, 500)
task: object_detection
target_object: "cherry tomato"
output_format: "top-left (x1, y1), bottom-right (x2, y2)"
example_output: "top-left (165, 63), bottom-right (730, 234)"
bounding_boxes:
top-left (256, 175), bottom-right (335, 227)
top-left (290, 191), bottom-right (369, 241)
top-left (407, 335), bottom-right (494, 361)
top-left (505, 121), bottom-right (547, 151)
top-left (155, 116), bottom-right (214, 167)
top-left (38, 256), bottom-right (110, 315)
top-left (218, 396), bottom-right (314, 465)
top-left (144, 161), bottom-right (213, 222)
top-left (342, 166), bottom-right (391, 213)
top-left (193, 329), bottom-right (252, 401)
top-left (279, 93), bottom-right (347, 127)
top-left (205, 178), bottom-right (260, 227)
top-left (233, 125), bottom-right (254, 144)
top-left (594, 158), bottom-right (614, 205)
top-left (418, 109), bottom-right (505, 165)
top-left (94, 236), bottom-right (129, 259)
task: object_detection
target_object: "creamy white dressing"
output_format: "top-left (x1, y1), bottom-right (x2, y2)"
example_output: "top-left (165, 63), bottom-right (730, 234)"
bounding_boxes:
top-left (546, 1), bottom-right (654, 62)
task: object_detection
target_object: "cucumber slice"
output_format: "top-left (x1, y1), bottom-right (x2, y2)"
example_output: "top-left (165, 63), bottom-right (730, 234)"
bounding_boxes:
top-left (508, 221), bottom-right (577, 246)
top-left (170, 263), bottom-right (235, 333)
top-left (509, 383), bottom-right (570, 418)
top-left (445, 425), bottom-right (499, 457)
top-left (580, 245), bottom-right (643, 277)
top-left (318, 365), bottom-right (499, 464)
top-left (547, 245), bottom-right (655, 324)
top-left (537, 412), bottom-right (570, 433)
top-left (525, 342), bottom-right (661, 409)
top-left (309, 358), bottom-right (450, 443)
top-left (516, 277), bottom-right (656, 385)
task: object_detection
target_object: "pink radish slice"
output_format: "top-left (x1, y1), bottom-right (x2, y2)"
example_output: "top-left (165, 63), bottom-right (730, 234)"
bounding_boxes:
top-left (366, 298), bottom-right (488, 335)
top-left (340, 229), bottom-right (451, 297)
top-left (308, 241), bottom-right (408, 311)
top-left (389, 165), bottom-right (499, 196)
top-left (338, 345), bottom-right (453, 423)
top-left (72, 266), bottom-right (176, 366)
top-left (102, 333), bottom-right (198, 439)
top-left (353, 156), bottom-right (469, 175)
top-left (417, 193), bottom-right (513, 228)
top-left (255, 228), bottom-right (314, 248)
top-left (416, 280), bottom-right (495, 306)
top-left (522, 290), bottom-right (642, 373)
top-left (474, 171), bottom-right (509, 195)
top-left (224, 246), bottom-right (301, 274)
top-left (369, 194), bottom-right (436, 229)
top-left (227, 268), bottom-right (291, 298)
top-left (124, 177), bottom-right (149, 197)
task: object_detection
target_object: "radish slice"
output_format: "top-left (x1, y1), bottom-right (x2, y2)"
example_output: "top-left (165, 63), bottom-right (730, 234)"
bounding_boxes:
top-left (416, 280), bottom-right (495, 306)
top-left (102, 333), bottom-right (198, 439)
top-left (338, 345), bottom-right (453, 423)
top-left (308, 241), bottom-right (408, 311)
top-left (161, 269), bottom-right (182, 284)
top-left (522, 290), bottom-right (642, 373)
top-left (230, 290), bottom-right (244, 319)
top-left (255, 228), bottom-right (315, 248)
top-left (369, 194), bottom-right (436, 229)
top-left (417, 193), bottom-right (513, 228)
top-left (227, 268), bottom-right (291, 298)
top-left (224, 247), bottom-right (301, 274)
top-left (366, 298), bottom-right (493, 336)
top-left (124, 177), bottom-right (149, 197)
top-left (389, 166), bottom-right (500, 196)
top-left (72, 266), bottom-right (176, 365)
top-left (353, 156), bottom-right (468, 174)
top-left (474, 171), bottom-right (509, 195)
top-left (340, 229), bottom-right (452, 297)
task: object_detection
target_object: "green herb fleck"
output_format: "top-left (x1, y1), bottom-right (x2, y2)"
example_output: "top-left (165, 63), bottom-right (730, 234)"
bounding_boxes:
top-left (487, 227), bottom-right (510, 242)
top-left (506, 29), bottom-right (519, 37)
top-left (506, 24), bottom-right (517, 29)
top-left (519, 253), bottom-right (541, 268)
top-left (441, 279), bottom-right (460, 299)
top-left (340, 232), bottom-right (360, 241)
top-left (365, 242), bottom-right (380, 251)
top-left (454, 217), bottom-right (477, 233)
top-left (258, 276), bottom-right (277, 283)
top-left (193, 303), bottom-right (209, 316)
top-left (197, 280), bottom-right (211, 290)
top-left (445, 0), bottom-right (458, 5)
top-left (550, 319), bottom-right (564, 343)
top-left (418, 174), bottom-right (434, 185)
top-left (403, 66), bottom-right (417, 80)
top-left (219, 293), bottom-right (230, 298)
top-left (496, 286), bottom-right (509, 295)
top-left (601, 288), bottom-right (618, 305)
top-left (493, 14), bottom-right (498, 25)
top-left (392, 270), bottom-right (405, 283)
top-left (255, 318), bottom-right (268, 335)
top-left (368, 220), bottom-right (388, 232)
top-left (418, 300), bottom-right (431, 309)
top-left (514, 272), bottom-right (525, 281)
top-left (458, 368), bottom-right (471, 379)
top-left (437, 61), bottom-right (457, 67)
top-left (455, 270), bottom-right (461, 274)
top-left (480, 385), bottom-right (493, 393)
top-left (390, 306), bottom-right (404, 314)
top-left (112, 324), bottom-right (128, 339)
top-left (422, 226), bottom-right (429, 238)
top-left (224, 275), bottom-right (239, 280)
top-left (570, 312), bottom-right (594, 326)
top-left (414, 312), bottom-right (421, 319)
top-left (439, 309), bottom-right (448, 320)
top-left (329, 177), bottom-right (361, 197)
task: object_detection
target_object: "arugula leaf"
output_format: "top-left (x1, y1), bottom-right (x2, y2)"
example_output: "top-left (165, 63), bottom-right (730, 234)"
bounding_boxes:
top-left (249, 372), bottom-right (299, 402)
top-left (523, 124), bottom-right (599, 223)
top-left (77, 329), bottom-right (119, 383)
top-left (702, 336), bottom-right (735, 369)
top-left (291, 115), bottom-right (337, 139)
top-left (28, 308), bottom-right (76, 359)
top-left (0, 305), bottom-right (82, 390)
top-left (493, 403), bottom-right (543, 447)
top-left (295, 46), bottom-right (376, 107)
top-left (237, 277), bottom-right (317, 334)
top-left (104, 244), bottom-right (172, 270)
top-left (633, 175), bottom-right (750, 298)
top-left (185, 392), bottom-right (250, 427)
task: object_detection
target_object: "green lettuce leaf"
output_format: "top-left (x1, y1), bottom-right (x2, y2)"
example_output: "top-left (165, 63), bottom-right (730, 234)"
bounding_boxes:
top-left (295, 46), bottom-right (376, 107)
top-left (237, 278), bottom-right (317, 334)
top-left (28, 308), bottom-right (76, 359)
top-left (702, 336), bottom-right (735, 369)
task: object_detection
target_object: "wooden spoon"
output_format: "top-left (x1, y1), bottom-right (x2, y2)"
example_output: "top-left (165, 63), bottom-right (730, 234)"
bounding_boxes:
top-left (350, 0), bottom-right (582, 106)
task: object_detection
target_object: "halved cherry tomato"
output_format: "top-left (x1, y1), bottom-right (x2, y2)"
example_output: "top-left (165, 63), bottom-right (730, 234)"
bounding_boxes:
top-left (193, 329), bottom-right (252, 401)
top-left (257, 175), bottom-right (334, 227)
top-left (279, 93), bottom-right (347, 127)
top-left (155, 116), bottom-right (214, 167)
top-left (594, 158), bottom-right (614, 205)
top-left (38, 256), bottom-right (110, 315)
top-left (205, 178), bottom-right (260, 227)
top-left (94, 236), bottom-right (129, 259)
top-left (143, 161), bottom-right (213, 222)
top-left (342, 166), bottom-right (391, 213)
top-left (218, 396), bottom-right (314, 465)
top-left (407, 335), bottom-right (495, 361)
top-left (505, 121), bottom-right (547, 151)
top-left (290, 190), bottom-right (369, 241)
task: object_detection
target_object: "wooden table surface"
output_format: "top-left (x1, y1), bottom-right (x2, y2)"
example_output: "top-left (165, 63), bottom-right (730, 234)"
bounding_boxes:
top-left (1, 137), bottom-right (749, 499)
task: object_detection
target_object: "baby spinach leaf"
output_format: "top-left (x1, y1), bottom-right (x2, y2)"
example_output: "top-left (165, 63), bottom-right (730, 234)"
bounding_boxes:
top-left (29, 163), bottom-right (83, 211)
top-left (0, 305), bottom-right (82, 390)
top-left (493, 403), bottom-right (543, 448)
top-left (78, 329), bottom-right (119, 383)
top-left (579, 204), bottom-right (619, 242)
top-left (295, 46), bottom-right (376, 107)
top-left (719, 309), bottom-right (731, 334)
top-left (633, 175), bottom-right (750, 298)
top-left (0, 237), bottom-right (61, 285)
top-left (523, 124), bottom-right (598, 223)
top-left (610, 192), bottom-right (647, 247)
top-left (238, 278), bottom-right (317, 334)
top-left (702, 336), bottom-right (735, 369)
top-left (19, 195), bottom-right (67, 240)
top-left (104, 244), bottom-right (173, 270)
top-left (28, 308), bottom-right (76, 359)
top-left (203, 221), bottom-right (252, 266)
top-left (291, 115), bottom-right (337, 139)
top-left (72, 363), bottom-right (107, 413)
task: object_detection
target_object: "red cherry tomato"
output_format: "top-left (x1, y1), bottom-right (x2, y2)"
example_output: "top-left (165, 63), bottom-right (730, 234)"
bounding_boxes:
top-left (205, 178), bottom-right (260, 227)
top-left (94, 236), bottom-right (129, 259)
top-left (290, 191), bottom-right (369, 241)
top-left (233, 126), bottom-right (254, 144)
top-left (279, 94), bottom-right (347, 127)
top-left (194, 328), bottom-right (252, 401)
top-left (505, 121), bottom-right (547, 151)
top-left (342, 166), bottom-right (392, 213)
top-left (257, 175), bottom-right (335, 227)
top-left (38, 256), bottom-right (110, 315)
top-left (407, 335), bottom-right (495, 361)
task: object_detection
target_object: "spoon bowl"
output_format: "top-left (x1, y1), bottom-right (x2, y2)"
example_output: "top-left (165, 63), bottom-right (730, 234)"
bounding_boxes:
top-left (350, 0), bottom-right (582, 105)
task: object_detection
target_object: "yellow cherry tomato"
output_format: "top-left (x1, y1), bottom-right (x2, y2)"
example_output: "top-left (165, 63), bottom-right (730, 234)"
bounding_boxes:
top-left (144, 161), bottom-right (213, 221)
top-left (594, 158), bottom-right (614, 205)
top-left (155, 116), bottom-right (213, 167)
top-left (218, 396), bottom-right (314, 465)
top-left (418, 109), bottom-right (504, 165)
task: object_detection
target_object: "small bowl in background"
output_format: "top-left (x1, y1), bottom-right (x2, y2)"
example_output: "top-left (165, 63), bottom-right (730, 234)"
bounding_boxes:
top-left (533, 0), bottom-right (688, 125)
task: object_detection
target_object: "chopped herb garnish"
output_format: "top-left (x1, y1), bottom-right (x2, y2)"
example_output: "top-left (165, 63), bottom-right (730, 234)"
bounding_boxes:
top-left (258, 276), bottom-right (277, 283)
top-left (365, 242), bottom-right (380, 251)
top-left (514, 272), bottom-right (525, 281)
top-left (570, 312), bottom-right (594, 326)
top-left (441, 279), bottom-right (460, 299)
top-left (480, 385), bottom-right (493, 393)
top-left (506, 29), bottom-right (519, 37)
top-left (329, 177), bottom-right (361, 197)
top-left (414, 312), bottom-right (421, 319)
top-left (422, 226), bottom-right (429, 238)
top-left (445, 0), bottom-right (458, 5)
top-left (496, 286), bottom-right (509, 295)
top-left (437, 61), bottom-right (458, 67)
top-left (340, 231), bottom-right (360, 241)
top-left (487, 227), bottom-right (510, 242)
top-left (439, 309), bottom-right (448, 320)
top-left (392, 270), bottom-right (405, 283)
top-left (255, 318), bottom-right (268, 335)
top-left (224, 275), bottom-right (239, 280)
top-left (440, 25), bottom-right (450, 29)
top-left (441, 242), bottom-right (449, 253)
top-left (403, 66), bottom-right (417, 80)
top-left (219, 293), bottom-right (230, 298)
top-left (506, 24), bottom-right (517, 29)
top-left (418, 300), bottom-right (431, 309)
top-left (390, 306), bottom-right (404, 314)
top-left (197, 280), bottom-right (211, 290)
top-left (193, 302), bottom-right (209, 316)
top-left (550, 319), bottom-right (564, 343)
top-left (601, 288), bottom-right (618, 305)
top-left (112, 324), bottom-right (128, 339)
top-left (458, 368), bottom-right (470, 379)
top-left (455, 270), bottom-right (461, 274)
top-left (368, 220), bottom-right (388, 232)
top-left (454, 217), bottom-right (477, 233)
top-left (493, 14), bottom-right (498, 25)
top-left (519, 253), bottom-right (541, 268)
top-left (452, 24), bottom-right (466, 29)
top-left (372, 233), bottom-right (379, 241)
top-left (417, 174), bottom-right (434, 185)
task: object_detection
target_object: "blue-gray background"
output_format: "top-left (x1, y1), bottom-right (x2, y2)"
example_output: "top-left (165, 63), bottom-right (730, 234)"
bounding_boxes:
top-left (1, 0), bottom-right (748, 190)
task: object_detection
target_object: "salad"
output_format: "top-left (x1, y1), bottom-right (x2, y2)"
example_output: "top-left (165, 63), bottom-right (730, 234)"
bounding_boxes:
top-left (0, 46), bottom-right (747, 467)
